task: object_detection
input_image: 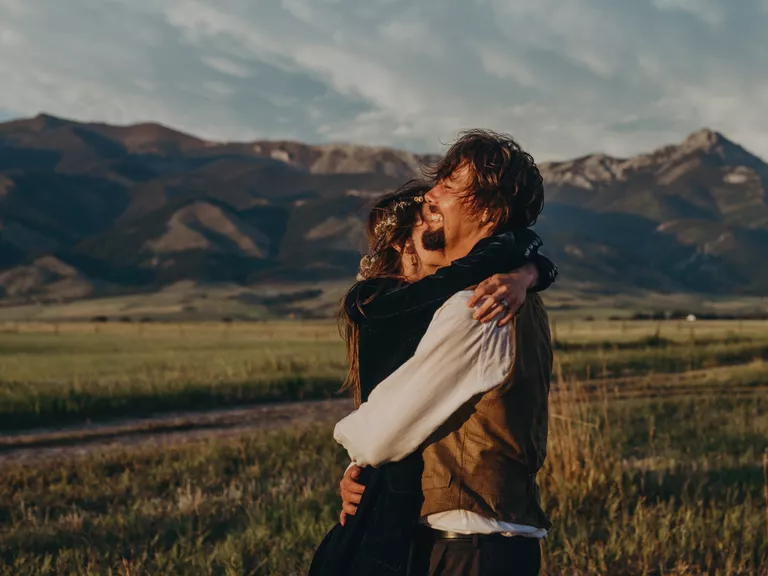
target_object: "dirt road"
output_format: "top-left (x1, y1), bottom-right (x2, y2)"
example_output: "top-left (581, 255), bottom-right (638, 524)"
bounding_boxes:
top-left (0, 398), bottom-right (353, 466)
top-left (2, 362), bottom-right (765, 467)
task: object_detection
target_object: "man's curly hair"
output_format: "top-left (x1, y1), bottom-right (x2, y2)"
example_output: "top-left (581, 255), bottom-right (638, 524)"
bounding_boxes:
top-left (425, 129), bottom-right (544, 231)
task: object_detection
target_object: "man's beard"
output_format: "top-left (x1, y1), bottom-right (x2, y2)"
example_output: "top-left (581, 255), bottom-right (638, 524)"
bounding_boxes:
top-left (421, 227), bottom-right (446, 251)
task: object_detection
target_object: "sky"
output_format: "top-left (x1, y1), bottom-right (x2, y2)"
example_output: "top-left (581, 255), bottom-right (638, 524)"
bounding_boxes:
top-left (0, 0), bottom-right (767, 161)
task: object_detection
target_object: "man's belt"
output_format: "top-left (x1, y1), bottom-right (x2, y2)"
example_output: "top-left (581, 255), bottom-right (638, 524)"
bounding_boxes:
top-left (433, 530), bottom-right (478, 540)
top-left (416, 526), bottom-right (510, 544)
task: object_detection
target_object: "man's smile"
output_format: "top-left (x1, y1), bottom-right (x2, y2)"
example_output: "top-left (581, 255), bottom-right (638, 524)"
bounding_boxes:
top-left (423, 203), bottom-right (444, 226)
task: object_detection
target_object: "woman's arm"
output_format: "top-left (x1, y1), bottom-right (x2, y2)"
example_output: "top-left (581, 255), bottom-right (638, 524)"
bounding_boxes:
top-left (346, 229), bottom-right (555, 324)
top-left (467, 250), bottom-right (558, 326)
top-left (529, 251), bottom-right (558, 292)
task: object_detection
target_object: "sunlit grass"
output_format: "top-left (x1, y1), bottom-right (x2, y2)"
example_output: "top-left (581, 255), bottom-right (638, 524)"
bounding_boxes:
top-left (0, 391), bottom-right (765, 575)
top-left (0, 320), bottom-right (766, 574)
top-left (1, 321), bottom-right (768, 431)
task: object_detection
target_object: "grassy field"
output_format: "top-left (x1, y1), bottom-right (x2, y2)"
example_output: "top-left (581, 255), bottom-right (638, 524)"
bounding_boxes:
top-left (0, 321), bottom-right (346, 431)
top-left (0, 281), bottom-right (764, 324)
top-left (1, 374), bottom-right (765, 574)
top-left (2, 320), bottom-right (768, 431)
top-left (0, 320), bottom-right (767, 574)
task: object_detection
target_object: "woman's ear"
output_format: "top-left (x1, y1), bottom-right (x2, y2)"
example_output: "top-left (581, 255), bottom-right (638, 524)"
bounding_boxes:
top-left (392, 238), bottom-right (410, 254)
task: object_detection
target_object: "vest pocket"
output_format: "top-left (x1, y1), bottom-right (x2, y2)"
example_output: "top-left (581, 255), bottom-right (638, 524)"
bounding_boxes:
top-left (421, 467), bottom-right (452, 490)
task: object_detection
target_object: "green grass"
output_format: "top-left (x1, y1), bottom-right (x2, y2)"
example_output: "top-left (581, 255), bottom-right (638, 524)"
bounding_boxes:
top-left (557, 337), bottom-right (768, 380)
top-left (0, 424), bottom-right (344, 575)
top-left (0, 323), bottom-right (347, 431)
top-left (1, 321), bottom-right (768, 431)
top-left (1, 393), bottom-right (765, 575)
top-left (1, 320), bottom-right (766, 574)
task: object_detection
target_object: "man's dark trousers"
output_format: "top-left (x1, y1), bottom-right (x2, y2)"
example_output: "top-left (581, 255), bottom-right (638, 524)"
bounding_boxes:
top-left (408, 528), bottom-right (541, 576)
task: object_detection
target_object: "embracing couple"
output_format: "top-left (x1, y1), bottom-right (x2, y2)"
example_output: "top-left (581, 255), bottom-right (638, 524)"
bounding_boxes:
top-left (310, 130), bottom-right (556, 576)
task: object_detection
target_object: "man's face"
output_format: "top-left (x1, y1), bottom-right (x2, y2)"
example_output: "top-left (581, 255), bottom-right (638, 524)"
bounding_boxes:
top-left (423, 164), bottom-right (485, 257)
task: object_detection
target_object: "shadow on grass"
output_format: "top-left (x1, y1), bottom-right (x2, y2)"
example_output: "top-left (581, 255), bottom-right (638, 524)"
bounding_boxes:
top-left (622, 461), bottom-right (767, 505)
top-left (0, 377), bottom-right (345, 432)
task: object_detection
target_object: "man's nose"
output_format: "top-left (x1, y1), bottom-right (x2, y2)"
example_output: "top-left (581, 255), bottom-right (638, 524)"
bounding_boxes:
top-left (424, 185), bottom-right (441, 204)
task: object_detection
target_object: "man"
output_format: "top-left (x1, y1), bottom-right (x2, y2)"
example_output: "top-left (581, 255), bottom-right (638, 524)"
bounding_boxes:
top-left (334, 130), bottom-right (553, 575)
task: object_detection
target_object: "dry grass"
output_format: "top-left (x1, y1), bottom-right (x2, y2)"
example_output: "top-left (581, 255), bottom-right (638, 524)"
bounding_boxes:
top-left (0, 319), bottom-right (765, 573)
top-left (551, 318), bottom-right (768, 343)
top-left (542, 372), bottom-right (767, 574)
top-left (0, 383), bottom-right (765, 574)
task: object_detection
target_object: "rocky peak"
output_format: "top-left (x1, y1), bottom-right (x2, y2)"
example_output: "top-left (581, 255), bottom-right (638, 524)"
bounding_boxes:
top-left (681, 128), bottom-right (726, 153)
top-left (539, 152), bottom-right (626, 187)
top-left (674, 128), bottom-right (766, 170)
top-left (676, 127), bottom-right (744, 163)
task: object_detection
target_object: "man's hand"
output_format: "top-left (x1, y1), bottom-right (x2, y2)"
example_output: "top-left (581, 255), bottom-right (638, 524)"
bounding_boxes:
top-left (468, 264), bottom-right (538, 327)
top-left (339, 465), bottom-right (365, 526)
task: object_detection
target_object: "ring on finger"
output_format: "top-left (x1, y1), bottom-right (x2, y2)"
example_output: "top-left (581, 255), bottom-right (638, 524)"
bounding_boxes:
top-left (498, 299), bottom-right (510, 312)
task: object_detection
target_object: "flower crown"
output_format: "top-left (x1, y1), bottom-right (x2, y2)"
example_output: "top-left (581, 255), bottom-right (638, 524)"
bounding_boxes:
top-left (357, 195), bottom-right (424, 280)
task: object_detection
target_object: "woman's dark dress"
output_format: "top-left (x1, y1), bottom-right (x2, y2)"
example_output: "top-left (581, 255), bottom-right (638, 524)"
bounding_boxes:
top-left (309, 230), bottom-right (557, 576)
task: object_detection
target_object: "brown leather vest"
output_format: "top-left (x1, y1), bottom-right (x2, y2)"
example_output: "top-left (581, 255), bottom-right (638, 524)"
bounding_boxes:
top-left (420, 293), bottom-right (552, 529)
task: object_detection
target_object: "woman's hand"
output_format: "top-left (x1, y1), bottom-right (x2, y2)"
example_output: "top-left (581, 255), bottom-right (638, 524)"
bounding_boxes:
top-left (467, 264), bottom-right (539, 327)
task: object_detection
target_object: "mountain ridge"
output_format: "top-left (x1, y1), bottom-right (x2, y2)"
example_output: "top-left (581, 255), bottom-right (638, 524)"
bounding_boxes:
top-left (0, 113), bottom-right (766, 305)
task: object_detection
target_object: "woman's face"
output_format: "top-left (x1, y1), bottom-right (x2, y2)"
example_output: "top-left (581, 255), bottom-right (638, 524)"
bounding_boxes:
top-left (402, 203), bottom-right (447, 282)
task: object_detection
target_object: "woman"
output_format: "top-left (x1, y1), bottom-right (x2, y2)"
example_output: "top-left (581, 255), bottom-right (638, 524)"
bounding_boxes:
top-left (310, 181), bottom-right (556, 575)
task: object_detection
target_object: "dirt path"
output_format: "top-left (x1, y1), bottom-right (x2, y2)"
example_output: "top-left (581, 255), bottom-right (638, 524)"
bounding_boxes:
top-left (2, 362), bottom-right (765, 467)
top-left (0, 399), bottom-right (353, 466)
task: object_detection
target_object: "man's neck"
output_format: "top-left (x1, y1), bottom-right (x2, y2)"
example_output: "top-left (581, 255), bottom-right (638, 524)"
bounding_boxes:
top-left (445, 228), bottom-right (492, 263)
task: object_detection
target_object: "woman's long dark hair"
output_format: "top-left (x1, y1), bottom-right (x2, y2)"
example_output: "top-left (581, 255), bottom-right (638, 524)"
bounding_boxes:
top-left (339, 180), bottom-right (431, 406)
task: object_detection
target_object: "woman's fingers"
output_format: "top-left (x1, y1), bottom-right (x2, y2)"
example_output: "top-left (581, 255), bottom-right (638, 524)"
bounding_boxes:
top-left (473, 283), bottom-right (510, 321)
top-left (467, 277), bottom-right (495, 308)
top-left (497, 311), bottom-right (515, 327)
top-left (342, 501), bottom-right (358, 516)
top-left (469, 269), bottom-right (541, 325)
top-left (484, 306), bottom-right (506, 324)
top-left (471, 271), bottom-right (535, 324)
top-left (474, 298), bottom-right (505, 323)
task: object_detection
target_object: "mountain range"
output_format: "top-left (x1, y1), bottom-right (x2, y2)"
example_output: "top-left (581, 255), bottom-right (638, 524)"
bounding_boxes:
top-left (0, 113), bottom-right (766, 305)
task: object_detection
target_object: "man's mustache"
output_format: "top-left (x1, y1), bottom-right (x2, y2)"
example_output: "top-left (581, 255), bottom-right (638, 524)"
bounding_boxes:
top-left (423, 204), bottom-right (444, 224)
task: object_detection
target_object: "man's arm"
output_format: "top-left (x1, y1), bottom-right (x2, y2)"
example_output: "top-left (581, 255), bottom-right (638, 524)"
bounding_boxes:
top-left (333, 293), bottom-right (515, 467)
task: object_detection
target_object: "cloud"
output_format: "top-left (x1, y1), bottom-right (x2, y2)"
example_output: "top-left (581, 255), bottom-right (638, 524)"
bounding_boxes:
top-left (0, 0), bottom-right (766, 161)
top-left (202, 56), bottom-right (253, 79)
top-left (653, 0), bottom-right (725, 26)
